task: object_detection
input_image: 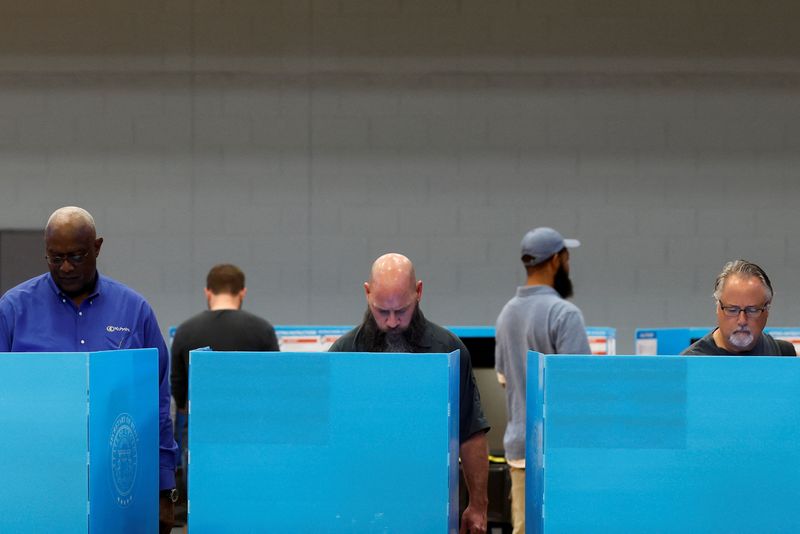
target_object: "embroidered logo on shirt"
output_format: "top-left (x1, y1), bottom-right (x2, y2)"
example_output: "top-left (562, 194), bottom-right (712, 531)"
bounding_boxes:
top-left (110, 412), bottom-right (139, 507)
top-left (106, 325), bottom-right (131, 333)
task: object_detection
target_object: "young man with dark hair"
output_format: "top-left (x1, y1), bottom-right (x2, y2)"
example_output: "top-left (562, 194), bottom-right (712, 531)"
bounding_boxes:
top-left (171, 263), bottom-right (279, 412)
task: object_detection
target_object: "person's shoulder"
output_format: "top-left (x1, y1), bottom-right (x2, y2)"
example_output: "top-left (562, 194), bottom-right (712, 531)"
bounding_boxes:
top-left (1, 273), bottom-right (50, 302)
top-left (765, 334), bottom-right (797, 357)
top-left (424, 320), bottom-right (464, 349)
top-left (237, 309), bottom-right (275, 328)
top-left (680, 334), bottom-right (717, 356)
top-left (97, 274), bottom-right (158, 320)
top-left (496, 295), bottom-right (521, 321)
top-left (519, 286), bottom-right (581, 314)
top-left (174, 310), bottom-right (211, 333)
top-left (328, 325), bottom-right (360, 351)
top-left (99, 274), bottom-right (148, 301)
top-left (679, 342), bottom-right (704, 356)
top-left (0, 275), bottom-right (52, 316)
top-left (550, 296), bottom-right (583, 315)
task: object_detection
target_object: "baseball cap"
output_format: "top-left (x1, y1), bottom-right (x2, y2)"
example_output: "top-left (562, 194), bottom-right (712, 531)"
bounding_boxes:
top-left (520, 227), bottom-right (580, 266)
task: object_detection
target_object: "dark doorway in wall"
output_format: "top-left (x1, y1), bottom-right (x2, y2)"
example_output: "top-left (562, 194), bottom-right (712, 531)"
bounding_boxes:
top-left (1, 230), bottom-right (43, 295)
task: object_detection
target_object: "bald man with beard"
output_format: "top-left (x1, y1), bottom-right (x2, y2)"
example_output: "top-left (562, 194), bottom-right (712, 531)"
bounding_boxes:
top-left (0, 206), bottom-right (179, 533)
top-left (330, 253), bottom-right (490, 534)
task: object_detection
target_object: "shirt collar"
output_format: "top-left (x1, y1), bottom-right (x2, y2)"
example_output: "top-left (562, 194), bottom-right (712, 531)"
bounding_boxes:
top-left (46, 271), bottom-right (103, 300)
top-left (516, 284), bottom-right (558, 298)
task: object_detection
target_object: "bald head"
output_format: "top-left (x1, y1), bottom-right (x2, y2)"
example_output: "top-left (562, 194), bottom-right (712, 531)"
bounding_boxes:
top-left (365, 253), bottom-right (423, 334)
top-left (45, 206), bottom-right (97, 240)
top-left (44, 206), bottom-right (103, 304)
top-left (369, 253), bottom-right (417, 291)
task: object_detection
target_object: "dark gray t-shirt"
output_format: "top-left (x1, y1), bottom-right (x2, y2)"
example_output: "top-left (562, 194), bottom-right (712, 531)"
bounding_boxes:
top-left (170, 309), bottom-right (279, 409)
top-left (681, 330), bottom-right (796, 356)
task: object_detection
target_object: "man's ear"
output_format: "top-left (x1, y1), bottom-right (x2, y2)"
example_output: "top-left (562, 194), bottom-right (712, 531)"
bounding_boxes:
top-left (415, 280), bottom-right (423, 302)
top-left (550, 252), bottom-right (562, 272)
top-left (94, 237), bottom-right (104, 257)
top-left (239, 287), bottom-right (248, 300)
top-left (364, 282), bottom-right (371, 298)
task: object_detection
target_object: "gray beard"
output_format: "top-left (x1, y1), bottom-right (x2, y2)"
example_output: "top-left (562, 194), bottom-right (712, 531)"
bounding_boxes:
top-left (728, 329), bottom-right (754, 350)
top-left (384, 333), bottom-right (413, 352)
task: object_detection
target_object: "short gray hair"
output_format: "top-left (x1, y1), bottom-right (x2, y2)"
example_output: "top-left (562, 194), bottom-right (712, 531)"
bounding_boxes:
top-left (712, 259), bottom-right (773, 303)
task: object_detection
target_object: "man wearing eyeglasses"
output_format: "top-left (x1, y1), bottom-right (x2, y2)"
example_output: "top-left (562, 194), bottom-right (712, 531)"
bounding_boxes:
top-left (682, 259), bottom-right (795, 356)
top-left (0, 206), bottom-right (180, 533)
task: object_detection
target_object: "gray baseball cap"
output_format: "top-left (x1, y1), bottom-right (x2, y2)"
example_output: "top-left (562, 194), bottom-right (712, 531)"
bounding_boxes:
top-left (521, 227), bottom-right (580, 266)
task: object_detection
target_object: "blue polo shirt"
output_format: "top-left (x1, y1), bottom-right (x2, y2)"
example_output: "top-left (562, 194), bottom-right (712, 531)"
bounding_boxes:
top-left (0, 272), bottom-right (178, 490)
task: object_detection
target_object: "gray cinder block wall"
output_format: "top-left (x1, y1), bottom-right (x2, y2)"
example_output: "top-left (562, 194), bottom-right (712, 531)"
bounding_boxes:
top-left (0, 1), bottom-right (799, 353)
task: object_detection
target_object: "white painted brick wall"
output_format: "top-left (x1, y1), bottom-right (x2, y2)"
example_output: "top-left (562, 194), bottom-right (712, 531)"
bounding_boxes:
top-left (0, 2), bottom-right (798, 352)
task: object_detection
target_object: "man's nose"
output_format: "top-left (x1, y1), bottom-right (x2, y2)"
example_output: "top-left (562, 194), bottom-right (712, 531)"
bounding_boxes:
top-left (59, 260), bottom-right (75, 273)
top-left (737, 310), bottom-right (749, 325)
top-left (386, 313), bottom-right (400, 328)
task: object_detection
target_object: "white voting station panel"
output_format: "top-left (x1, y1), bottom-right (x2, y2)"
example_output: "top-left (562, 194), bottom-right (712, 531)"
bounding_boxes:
top-left (274, 325), bottom-right (616, 355)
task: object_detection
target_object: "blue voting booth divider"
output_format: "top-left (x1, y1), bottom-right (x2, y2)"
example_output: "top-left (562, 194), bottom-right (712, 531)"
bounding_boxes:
top-left (635, 326), bottom-right (800, 355)
top-left (188, 350), bottom-right (460, 533)
top-left (0, 349), bottom-right (159, 533)
top-left (526, 351), bottom-right (800, 533)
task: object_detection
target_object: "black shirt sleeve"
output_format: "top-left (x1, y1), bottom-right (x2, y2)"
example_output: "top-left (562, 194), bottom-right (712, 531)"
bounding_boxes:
top-left (454, 337), bottom-right (490, 442)
top-left (170, 327), bottom-right (189, 410)
top-left (260, 320), bottom-right (280, 352)
top-left (777, 339), bottom-right (797, 356)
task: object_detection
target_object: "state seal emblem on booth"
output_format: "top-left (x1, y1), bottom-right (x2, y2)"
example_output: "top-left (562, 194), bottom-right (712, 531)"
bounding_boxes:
top-left (110, 412), bottom-right (139, 507)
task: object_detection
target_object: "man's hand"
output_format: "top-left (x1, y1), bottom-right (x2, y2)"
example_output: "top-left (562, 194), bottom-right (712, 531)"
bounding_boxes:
top-left (460, 503), bottom-right (488, 534)
top-left (159, 491), bottom-right (175, 534)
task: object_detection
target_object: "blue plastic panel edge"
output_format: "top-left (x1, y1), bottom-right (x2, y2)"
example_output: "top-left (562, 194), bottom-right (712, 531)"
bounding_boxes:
top-left (89, 348), bottom-right (158, 534)
top-left (447, 349), bottom-right (460, 534)
top-left (525, 351), bottom-right (544, 534)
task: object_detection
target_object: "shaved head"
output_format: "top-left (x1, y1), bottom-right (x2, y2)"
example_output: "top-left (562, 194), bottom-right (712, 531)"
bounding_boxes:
top-left (45, 206), bottom-right (97, 240)
top-left (364, 253), bottom-right (423, 336)
top-left (369, 253), bottom-right (417, 292)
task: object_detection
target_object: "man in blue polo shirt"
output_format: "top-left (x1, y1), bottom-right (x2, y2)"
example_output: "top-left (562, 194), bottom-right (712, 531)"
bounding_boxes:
top-left (0, 206), bottom-right (179, 533)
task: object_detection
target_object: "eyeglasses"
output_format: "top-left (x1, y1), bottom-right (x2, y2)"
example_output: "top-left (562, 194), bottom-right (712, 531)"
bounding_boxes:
top-left (46, 251), bottom-right (90, 267)
top-left (718, 301), bottom-right (770, 318)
